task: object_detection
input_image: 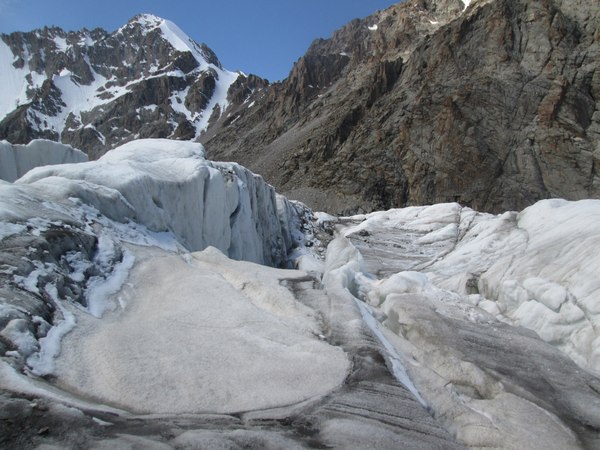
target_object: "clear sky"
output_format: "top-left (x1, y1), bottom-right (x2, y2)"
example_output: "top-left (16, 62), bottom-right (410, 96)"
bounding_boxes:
top-left (0, 0), bottom-right (399, 81)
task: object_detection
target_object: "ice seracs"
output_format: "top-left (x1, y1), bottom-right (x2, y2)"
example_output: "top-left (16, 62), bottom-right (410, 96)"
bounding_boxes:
top-left (0, 138), bottom-right (310, 378)
top-left (340, 200), bottom-right (600, 374)
top-left (18, 139), bottom-right (298, 266)
top-left (0, 139), bottom-right (88, 182)
top-left (332, 200), bottom-right (600, 448)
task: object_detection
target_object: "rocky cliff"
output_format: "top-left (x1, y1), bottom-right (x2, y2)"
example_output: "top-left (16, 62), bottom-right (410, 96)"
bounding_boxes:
top-left (0, 14), bottom-right (267, 159)
top-left (203, 0), bottom-right (600, 213)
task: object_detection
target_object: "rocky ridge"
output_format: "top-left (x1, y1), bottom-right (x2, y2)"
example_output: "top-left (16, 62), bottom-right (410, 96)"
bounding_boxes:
top-left (203, 0), bottom-right (600, 214)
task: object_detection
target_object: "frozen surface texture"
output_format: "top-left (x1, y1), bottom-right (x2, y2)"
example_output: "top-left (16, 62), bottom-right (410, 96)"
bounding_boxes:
top-left (0, 138), bottom-right (307, 377)
top-left (2, 142), bottom-right (599, 449)
top-left (338, 200), bottom-right (600, 449)
top-left (0, 139), bottom-right (88, 182)
top-left (343, 200), bottom-right (600, 375)
top-left (55, 246), bottom-right (349, 414)
top-left (17, 138), bottom-right (299, 266)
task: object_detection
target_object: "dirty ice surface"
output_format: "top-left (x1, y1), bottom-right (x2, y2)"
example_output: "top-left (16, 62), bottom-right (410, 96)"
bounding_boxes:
top-left (341, 199), bottom-right (600, 375)
top-left (55, 246), bottom-right (349, 414)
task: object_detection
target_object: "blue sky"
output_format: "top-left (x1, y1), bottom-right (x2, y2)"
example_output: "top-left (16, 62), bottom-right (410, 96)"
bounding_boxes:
top-left (0, 0), bottom-right (399, 81)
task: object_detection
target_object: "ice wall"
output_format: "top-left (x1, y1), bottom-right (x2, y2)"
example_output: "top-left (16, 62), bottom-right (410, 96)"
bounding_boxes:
top-left (0, 140), bottom-right (88, 182)
top-left (17, 139), bottom-right (301, 267)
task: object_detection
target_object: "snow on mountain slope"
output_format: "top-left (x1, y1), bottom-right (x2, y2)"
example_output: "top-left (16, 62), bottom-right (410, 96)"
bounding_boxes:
top-left (0, 14), bottom-right (249, 157)
top-left (0, 139), bottom-right (88, 182)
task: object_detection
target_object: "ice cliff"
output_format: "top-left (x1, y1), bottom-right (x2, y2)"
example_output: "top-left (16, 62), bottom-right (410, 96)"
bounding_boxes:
top-left (15, 139), bottom-right (302, 266)
top-left (0, 140), bottom-right (88, 182)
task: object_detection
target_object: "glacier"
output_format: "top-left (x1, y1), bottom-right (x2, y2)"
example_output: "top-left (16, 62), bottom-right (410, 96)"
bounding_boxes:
top-left (0, 139), bottom-right (88, 182)
top-left (0, 139), bottom-right (599, 449)
top-left (16, 138), bottom-right (299, 266)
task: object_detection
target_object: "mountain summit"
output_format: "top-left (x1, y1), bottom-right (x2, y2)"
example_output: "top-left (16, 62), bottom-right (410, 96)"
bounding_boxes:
top-left (0, 14), bottom-right (266, 158)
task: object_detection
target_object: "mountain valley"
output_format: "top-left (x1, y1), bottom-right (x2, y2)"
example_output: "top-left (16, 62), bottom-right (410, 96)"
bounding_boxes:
top-left (1, 1), bottom-right (600, 449)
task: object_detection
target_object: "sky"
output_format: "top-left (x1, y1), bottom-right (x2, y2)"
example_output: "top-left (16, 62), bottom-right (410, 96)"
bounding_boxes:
top-left (0, 0), bottom-right (399, 81)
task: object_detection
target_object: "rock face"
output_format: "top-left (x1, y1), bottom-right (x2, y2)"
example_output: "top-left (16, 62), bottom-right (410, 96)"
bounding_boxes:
top-left (202, 0), bottom-right (600, 214)
top-left (0, 14), bottom-right (266, 159)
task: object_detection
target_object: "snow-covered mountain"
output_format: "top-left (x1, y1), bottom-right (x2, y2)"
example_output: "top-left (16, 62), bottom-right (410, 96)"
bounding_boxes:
top-left (0, 14), bottom-right (267, 158)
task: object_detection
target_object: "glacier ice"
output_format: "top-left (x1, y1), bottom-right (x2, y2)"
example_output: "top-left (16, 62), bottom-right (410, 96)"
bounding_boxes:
top-left (340, 199), bottom-right (600, 375)
top-left (54, 247), bottom-right (349, 414)
top-left (1, 138), bottom-right (599, 448)
top-left (0, 138), bottom-right (310, 377)
top-left (0, 139), bottom-right (88, 182)
top-left (17, 138), bottom-right (300, 266)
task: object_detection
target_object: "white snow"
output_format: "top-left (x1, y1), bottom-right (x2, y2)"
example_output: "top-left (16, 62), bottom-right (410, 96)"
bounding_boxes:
top-left (26, 283), bottom-right (77, 376)
top-left (0, 137), bottom-right (312, 391)
top-left (86, 244), bottom-right (135, 317)
top-left (0, 40), bottom-right (45, 120)
top-left (0, 221), bottom-right (26, 240)
top-left (53, 36), bottom-right (68, 52)
top-left (194, 68), bottom-right (238, 135)
top-left (0, 319), bottom-right (39, 357)
top-left (368, 24), bottom-right (379, 31)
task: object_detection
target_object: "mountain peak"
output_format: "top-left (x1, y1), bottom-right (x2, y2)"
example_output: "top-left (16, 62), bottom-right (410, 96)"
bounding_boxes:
top-left (0, 14), bottom-right (255, 155)
top-left (119, 13), bottom-right (220, 69)
top-left (130, 13), bottom-right (165, 27)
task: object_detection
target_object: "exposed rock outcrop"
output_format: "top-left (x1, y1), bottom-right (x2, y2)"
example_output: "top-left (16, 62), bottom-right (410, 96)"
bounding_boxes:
top-left (203, 0), bottom-right (600, 214)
